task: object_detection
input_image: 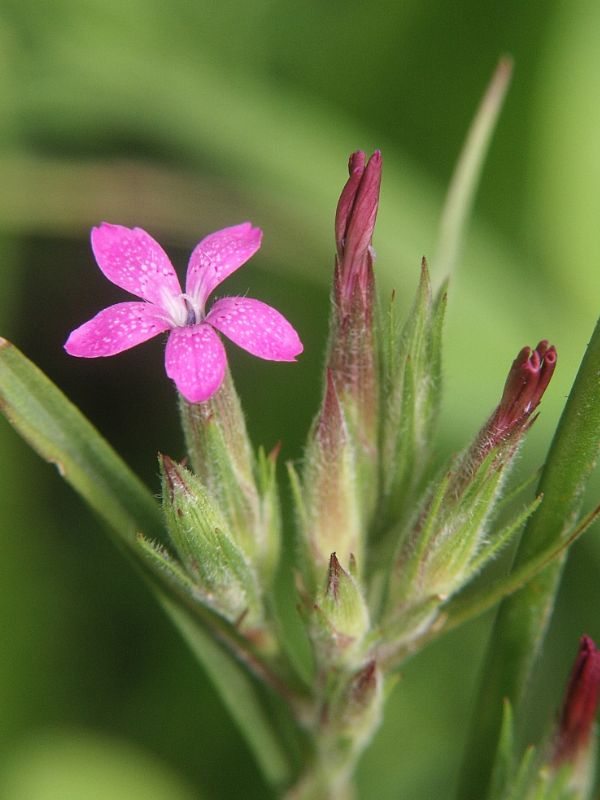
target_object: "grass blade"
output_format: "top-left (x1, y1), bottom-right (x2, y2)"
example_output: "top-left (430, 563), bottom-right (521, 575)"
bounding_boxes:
top-left (434, 56), bottom-right (513, 280)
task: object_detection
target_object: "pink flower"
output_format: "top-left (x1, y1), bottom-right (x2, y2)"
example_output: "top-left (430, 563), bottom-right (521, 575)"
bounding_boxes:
top-left (65, 222), bottom-right (303, 403)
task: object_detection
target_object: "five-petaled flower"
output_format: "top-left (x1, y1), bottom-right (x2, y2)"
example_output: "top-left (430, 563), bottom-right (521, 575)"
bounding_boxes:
top-left (65, 222), bottom-right (303, 403)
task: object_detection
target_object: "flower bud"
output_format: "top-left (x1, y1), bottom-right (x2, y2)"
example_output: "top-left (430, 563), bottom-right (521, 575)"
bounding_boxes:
top-left (300, 152), bottom-right (382, 575)
top-left (312, 553), bottom-right (370, 666)
top-left (160, 454), bottom-right (262, 627)
top-left (179, 370), bottom-right (279, 576)
top-left (522, 637), bottom-right (600, 800)
top-left (334, 150), bottom-right (382, 317)
top-left (451, 340), bottom-right (557, 502)
top-left (461, 341), bottom-right (557, 488)
top-left (553, 635), bottom-right (600, 769)
top-left (328, 150), bottom-right (382, 454)
top-left (299, 371), bottom-right (362, 576)
top-left (386, 342), bottom-right (557, 650)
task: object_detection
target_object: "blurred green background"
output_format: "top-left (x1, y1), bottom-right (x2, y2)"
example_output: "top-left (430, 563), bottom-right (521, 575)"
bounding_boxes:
top-left (0, 1), bottom-right (599, 798)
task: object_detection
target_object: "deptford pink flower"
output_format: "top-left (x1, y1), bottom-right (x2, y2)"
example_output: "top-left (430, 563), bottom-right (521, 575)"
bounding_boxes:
top-left (553, 635), bottom-right (600, 766)
top-left (65, 222), bottom-right (303, 403)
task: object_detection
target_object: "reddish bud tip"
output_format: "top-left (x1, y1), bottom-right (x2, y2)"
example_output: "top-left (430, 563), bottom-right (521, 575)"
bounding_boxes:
top-left (495, 340), bottom-right (557, 434)
top-left (553, 635), bottom-right (600, 765)
top-left (326, 552), bottom-right (343, 601)
top-left (159, 453), bottom-right (190, 500)
top-left (268, 440), bottom-right (282, 462)
top-left (351, 659), bottom-right (378, 708)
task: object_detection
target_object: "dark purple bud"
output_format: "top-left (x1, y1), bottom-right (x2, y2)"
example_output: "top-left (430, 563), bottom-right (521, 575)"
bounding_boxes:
top-left (335, 151), bottom-right (367, 257)
top-left (334, 150), bottom-right (382, 314)
top-left (553, 635), bottom-right (600, 765)
top-left (452, 341), bottom-right (556, 495)
top-left (494, 340), bottom-right (557, 435)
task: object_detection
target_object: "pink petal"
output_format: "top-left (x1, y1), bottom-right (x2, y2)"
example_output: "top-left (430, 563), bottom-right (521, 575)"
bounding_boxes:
top-left (185, 223), bottom-right (262, 307)
top-left (165, 324), bottom-right (227, 403)
top-left (91, 223), bottom-right (182, 307)
top-left (206, 297), bottom-right (303, 361)
top-left (64, 302), bottom-right (170, 357)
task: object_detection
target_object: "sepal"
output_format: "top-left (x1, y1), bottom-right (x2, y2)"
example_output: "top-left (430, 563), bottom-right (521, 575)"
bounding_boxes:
top-left (297, 372), bottom-right (362, 578)
top-left (380, 260), bottom-right (447, 532)
top-left (256, 444), bottom-right (282, 584)
top-left (178, 370), bottom-right (261, 561)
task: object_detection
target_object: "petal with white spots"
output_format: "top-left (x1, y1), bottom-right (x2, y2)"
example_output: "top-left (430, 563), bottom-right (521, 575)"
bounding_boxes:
top-left (206, 297), bottom-right (303, 361)
top-left (64, 302), bottom-right (170, 357)
top-left (91, 223), bottom-right (182, 307)
top-left (165, 323), bottom-right (227, 403)
top-left (185, 223), bottom-right (262, 308)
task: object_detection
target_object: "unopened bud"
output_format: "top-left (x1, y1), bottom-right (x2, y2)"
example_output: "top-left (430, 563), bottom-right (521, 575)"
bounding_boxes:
top-left (553, 635), bottom-right (600, 767)
top-left (160, 454), bottom-right (262, 626)
top-left (312, 553), bottom-right (370, 666)
top-left (455, 341), bottom-right (557, 495)
top-left (334, 150), bottom-right (382, 315)
top-left (494, 340), bottom-right (557, 437)
top-left (387, 341), bottom-right (557, 645)
top-left (326, 151), bottom-right (383, 523)
top-left (300, 373), bottom-right (362, 574)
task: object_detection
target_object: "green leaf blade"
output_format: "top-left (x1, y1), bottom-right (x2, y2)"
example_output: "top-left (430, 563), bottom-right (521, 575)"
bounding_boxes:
top-left (0, 339), bottom-right (163, 545)
top-left (0, 339), bottom-right (306, 791)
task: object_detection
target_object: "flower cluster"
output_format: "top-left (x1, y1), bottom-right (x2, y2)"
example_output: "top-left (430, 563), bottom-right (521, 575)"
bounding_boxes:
top-left (48, 146), bottom-right (599, 800)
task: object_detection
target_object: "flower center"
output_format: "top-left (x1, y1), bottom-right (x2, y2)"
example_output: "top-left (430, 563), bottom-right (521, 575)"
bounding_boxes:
top-left (159, 288), bottom-right (204, 328)
top-left (184, 297), bottom-right (198, 326)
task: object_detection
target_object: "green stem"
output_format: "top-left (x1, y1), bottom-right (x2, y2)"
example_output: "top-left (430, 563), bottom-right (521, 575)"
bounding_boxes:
top-left (284, 744), bottom-right (358, 800)
top-left (457, 316), bottom-right (600, 800)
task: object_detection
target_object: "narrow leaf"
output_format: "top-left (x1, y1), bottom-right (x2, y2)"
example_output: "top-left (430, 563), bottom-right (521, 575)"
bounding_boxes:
top-left (0, 340), bottom-right (305, 790)
top-left (434, 56), bottom-right (513, 280)
top-left (464, 493), bottom-right (543, 580)
top-left (438, 502), bottom-right (600, 638)
top-left (0, 339), bottom-right (163, 545)
top-left (488, 699), bottom-right (515, 800)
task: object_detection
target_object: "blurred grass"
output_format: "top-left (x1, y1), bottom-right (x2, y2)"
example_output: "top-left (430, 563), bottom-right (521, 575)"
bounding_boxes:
top-left (0, 1), bottom-right (598, 798)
